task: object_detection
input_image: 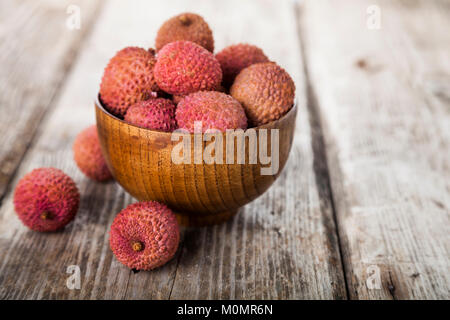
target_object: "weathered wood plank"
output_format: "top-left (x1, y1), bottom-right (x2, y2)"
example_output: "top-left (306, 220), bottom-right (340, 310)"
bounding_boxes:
top-left (299, 0), bottom-right (450, 299)
top-left (0, 0), bottom-right (181, 300)
top-left (0, 0), bottom-right (102, 200)
top-left (168, 0), bottom-right (346, 300)
top-left (0, 0), bottom-right (346, 299)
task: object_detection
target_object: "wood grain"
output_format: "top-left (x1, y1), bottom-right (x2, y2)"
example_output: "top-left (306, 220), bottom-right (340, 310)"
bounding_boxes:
top-left (0, 0), bottom-right (347, 299)
top-left (95, 98), bottom-right (297, 227)
top-left (0, 0), bottom-right (102, 200)
top-left (168, 0), bottom-right (347, 299)
top-left (298, 0), bottom-right (450, 299)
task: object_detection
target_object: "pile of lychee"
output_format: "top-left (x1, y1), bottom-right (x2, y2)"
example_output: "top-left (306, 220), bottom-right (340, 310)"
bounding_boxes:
top-left (12, 13), bottom-right (295, 271)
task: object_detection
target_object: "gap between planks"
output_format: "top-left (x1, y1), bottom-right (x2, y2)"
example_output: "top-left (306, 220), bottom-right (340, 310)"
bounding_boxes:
top-left (294, 1), bottom-right (351, 299)
top-left (0, 0), bottom-right (105, 205)
top-left (298, 0), bottom-right (450, 299)
top-left (0, 0), bottom-right (348, 299)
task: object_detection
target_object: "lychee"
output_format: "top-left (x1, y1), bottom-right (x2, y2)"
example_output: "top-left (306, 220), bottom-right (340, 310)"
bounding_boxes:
top-left (230, 62), bottom-right (295, 126)
top-left (109, 201), bottom-right (179, 270)
top-left (13, 168), bottom-right (80, 232)
top-left (172, 94), bottom-right (185, 105)
top-left (124, 98), bottom-right (177, 132)
top-left (154, 41), bottom-right (222, 96)
top-left (156, 13), bottom-right (214, 52)
top-left (216, 43), bottom-right (269, 88)
top-left (73, 125), bottom-right (112, 182)
top-left (171, 84), bottom-right (225, 105)
top-left (100, 47), bottom-right (159, 117)
top-left (176, 91), bottom-right (247, 132)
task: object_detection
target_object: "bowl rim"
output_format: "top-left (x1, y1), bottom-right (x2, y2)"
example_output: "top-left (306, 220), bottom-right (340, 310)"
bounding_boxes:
top-left (95, 93), bottom-right (297, 135)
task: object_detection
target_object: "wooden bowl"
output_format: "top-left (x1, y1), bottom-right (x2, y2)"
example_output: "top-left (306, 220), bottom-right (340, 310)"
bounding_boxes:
top-left (95, 96), bottom-right (297, 226)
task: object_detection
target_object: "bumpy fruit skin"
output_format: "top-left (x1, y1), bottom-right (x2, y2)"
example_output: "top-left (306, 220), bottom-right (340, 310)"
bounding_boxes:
top-left (155, 13), bottom-right (214, 52)
top-left (13, 168), bottom-right (80, 232)
top-left (172, 94), bottom-right (184, 105)
top-left (154, 41), bottom-right (222, 96)
top-left (124, 98), bottom-right (177, 132)
top-left (176, 91), bottom-right (247, 132)
top-left (100, 47), bottom-right (159, 117)
top-left (172, 85), bottom-right (225, 105)
top-left (73, 125), bottom-right (113, 182)
top-left (109, 201), bottom-right (180, 270)
top-left (230, 62), bottom-right (295, 126)
top-left (216, 43), bottom-right (269, 88)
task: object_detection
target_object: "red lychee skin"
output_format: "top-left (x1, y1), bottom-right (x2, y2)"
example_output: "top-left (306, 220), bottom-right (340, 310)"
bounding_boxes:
top-left (176, 91), bottom-right (247, 133)
top-left (216, 43), bottom-right (269, 88)
top-left (100, 47), bottom-right (159, 117)
top-left (155, 13), bottom-right (214, 52)
top-left (172, 94), bottom-right (184, 105)
top-left (124, 98), bottom-right (177, 132)
top-left (154, 41), bottom-right (222, 96)
top-left (13, 168), bottom-right (80, 232)
top-left (172, 85), bottom-right (225, 105)
top-left (109, 201), bottom-right (180, 271)
top-left (73, 125), bottom-right (113, 182)
top-left (230, 62), bottom-right (295, 126)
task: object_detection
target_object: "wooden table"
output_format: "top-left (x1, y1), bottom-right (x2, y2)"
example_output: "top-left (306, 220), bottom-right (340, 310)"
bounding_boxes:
top-left (0, 0), bottom-right (448, 300)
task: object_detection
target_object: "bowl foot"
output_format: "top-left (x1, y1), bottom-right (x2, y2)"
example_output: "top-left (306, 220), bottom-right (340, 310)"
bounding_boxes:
top-left (175, 209), bottom-right (239, 227)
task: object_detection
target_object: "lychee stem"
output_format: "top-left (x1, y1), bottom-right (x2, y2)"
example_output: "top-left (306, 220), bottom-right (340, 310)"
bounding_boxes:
top-left (179, 15), bottom-right (191, 26)
top-left (132, 241), bottom-right (144, 252)
top-left (40, 211), bottom-right (52, 220)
